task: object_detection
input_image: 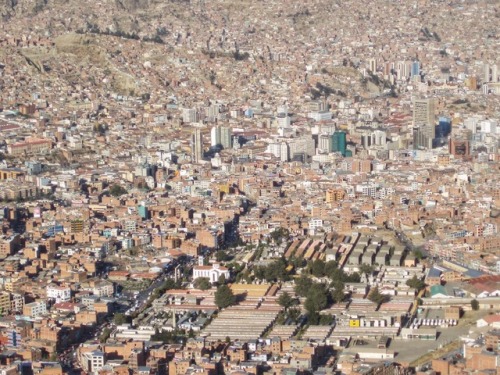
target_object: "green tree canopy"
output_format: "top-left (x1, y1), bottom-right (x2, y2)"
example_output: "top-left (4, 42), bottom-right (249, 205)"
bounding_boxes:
top-left (270, 227), bottom-right (290, 245)
top-left (218, 273), bottom-right (226, 285)
top-left (194, 277), bottom-right (211, 290)
top-left (324, 260), bottom-right (338, 277)
top-left (109, 184), bottom-right (128, 197)
top-left (359, 264), bottom-right (375, 276)
top-left (294, 274), bottom-right (314, 297)
top-left (254, 258), bottom-right (289, 282)
top-left (304, 283), bottom-right (329, 313)
top-left (471, 299), bottom-right (479, 311)
top-left (99, 327), bottom-right (112, 343)
top-left (114, 313), bottom-right (128, 325)
top-left (406, 275), bottom-right (426, 290)
top-left (331, 280), bottom-right (345, 304)
top-left (368, 286), bottom-right (389, 305)
top-left (215, 284), bottom-right (236, 309)
top-left (277, 291), bottom-right (297, 310)
top-left (311, 259), bottom-right (326, 277)
top-left (215, 250), bottom-right (231, 262)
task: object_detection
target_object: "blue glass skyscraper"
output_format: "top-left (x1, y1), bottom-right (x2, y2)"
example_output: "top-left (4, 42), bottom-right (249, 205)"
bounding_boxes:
top-left (436, 116), bottom-right (451, 138)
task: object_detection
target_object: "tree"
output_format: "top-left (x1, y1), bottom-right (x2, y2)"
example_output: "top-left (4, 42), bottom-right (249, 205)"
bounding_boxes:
top-left (319, 314), bottom-right (335, 325)
top-left (287, 308), bottom-right (301, 323)
top-left (471, 299), bottom-right (479, 311)
top-left (264, 258), bottom-right (289, 282)
top-left (368, 286), bottom-right (389, 305)
top-left (99, 327), bottom-right (112, 343)
top-left (331, 280), bottom-right (345, 304)
top-left (254, 258), bottom-right (289, 282)
top-left (270, 227), bottom-right (290, 245)
top-left (345, 272), bottom-right (361, 283)
top-left (215, 250), bottom-right (231, 262)
top-left (406, 275), bottom-right (426, 290)
top-left (311, 259), bottom-right (326, 278)
top-left (114, 313), bottom-right (127, 325)
top-left (215, 284), bottom-right (236, 309)
top-left (194, 277), bottom-right (211, 290)
top-left (294, 274), bottom-right (314, 297)
top-left (359, 264), bottom-right (375, 276)
top-left (217, 273), bottom-right (226, 285)
top-left (109, 184), bottom-right (128, 197)
top-left (304, 284), bottom-right (329, 314)
top-left (277, 291), bottom-right (297, 310)
top-left (324, 260), bottom-right (338, 277)
top-left (413, 249), bottom-right (424, 260)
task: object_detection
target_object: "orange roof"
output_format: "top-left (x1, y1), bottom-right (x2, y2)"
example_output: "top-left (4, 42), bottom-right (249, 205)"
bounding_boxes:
top-left (109, 271), bottom-right (130, 276)
top-left (53, 302), bottom-right (76, 310)
top-left (482, 314), bottom-right (500, 324)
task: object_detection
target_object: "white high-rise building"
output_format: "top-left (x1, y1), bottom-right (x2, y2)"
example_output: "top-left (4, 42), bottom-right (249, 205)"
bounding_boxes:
top-left (183, 108), bottom-right (198, 123)
top-left (280, 142), bottom-right (289, 162)
top-left (192, 129), bottom-right (203, 163)
top-left (267, 142), bottom-right (289, 161)
top-left (220, 127), bottom-right (232, 148)
top-left (276, 113), bottom-right (291, 128)
top-left (492, 64), bottom-right (498, 83)
top-left (289, 136), bottom-right (315, 160)
top-left (211, 126), bottom-right (221, 147)
top-left (373, 130), bottom-right (387, 146)
top-left (211, 126), bottom-right (232, 148)
top-left (368, 58), bottom-right (377, 72)
top-left (484, 63), bottom-right (490, 83)
top-left (412, 98), bottom-right (435, 149)
top-left (207, 104), bottom-right (220, 119)
top-left (268, 143), bottom-right (281, 158)
top-left (318, 134), bottom-right (331, 152)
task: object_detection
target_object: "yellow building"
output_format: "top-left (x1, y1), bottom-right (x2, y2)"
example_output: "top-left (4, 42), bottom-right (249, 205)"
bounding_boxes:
top-left (326, 188), bottom-right (345, 203)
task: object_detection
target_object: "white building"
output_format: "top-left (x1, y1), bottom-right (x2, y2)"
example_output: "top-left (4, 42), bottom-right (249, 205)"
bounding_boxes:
top-left (211, 126), bottom-right (232, 148)
top-left (183, 108), bottom-right (198, 123)
top-left (309, 218), bottom-right (324, 232)
top-left (23, 301), bottom-right (47, 318)
top-left (46, 285), bottom-right (71, 303)
top-left (81, 350), bottom-right (105, 374)
top-left (193, 263), bottom-right (230, 283)
top-left (92, 281), bottom-right (114, 297)
top-left (308, 111), bottom-right (332, 122)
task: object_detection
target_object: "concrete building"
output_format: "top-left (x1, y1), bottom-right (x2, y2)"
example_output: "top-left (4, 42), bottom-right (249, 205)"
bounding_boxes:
top-left (192, 263), bottom-right (229, 283)
top-left (413, 98), bottom-right (436, 149)
top-left (191, 128), bottom-right (203, 163)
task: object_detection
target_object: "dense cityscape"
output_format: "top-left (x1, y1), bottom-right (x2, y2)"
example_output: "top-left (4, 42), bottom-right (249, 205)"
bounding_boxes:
top-left (0, 0), bottom-right (499, 375)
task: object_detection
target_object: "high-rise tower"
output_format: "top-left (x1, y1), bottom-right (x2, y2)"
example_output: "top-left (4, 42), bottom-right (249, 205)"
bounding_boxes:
top-left (192, 129), bottom-right (203, 163)
top-left (412, 98), bottom-right (435, 149)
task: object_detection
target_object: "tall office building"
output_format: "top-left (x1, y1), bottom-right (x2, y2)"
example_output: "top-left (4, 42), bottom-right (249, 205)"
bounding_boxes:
top-left (191, 129), bottom-right (203, 163)
top-left (318, 134), bottom-right (332, 152)
top-left (368, 58), bottom-right (377, 72)
top-left (492, 64), bottom-right (498, 83)
top-left (433, 116), bottom-right (452, 148)
top-left (183, 108), bottom-right (198, 123)
top-left (207, 104), bottom-right (220, 119)
top-left (289, 136), bottom-right (315, 162)
top-left (412, 98), bottom-right (435, 149)
top-left (210, 126), bottom-right (221, 147)
top-left (220, 127), bottom-right (232, 149)
top-left (331, 131), bottom-right (347, 156)
top-left (211, 126), bottom-right (232, 148)
top-left (411, 60), bottom-right (420, 77)
top-left (484, 63), bottom-right (490, 83)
